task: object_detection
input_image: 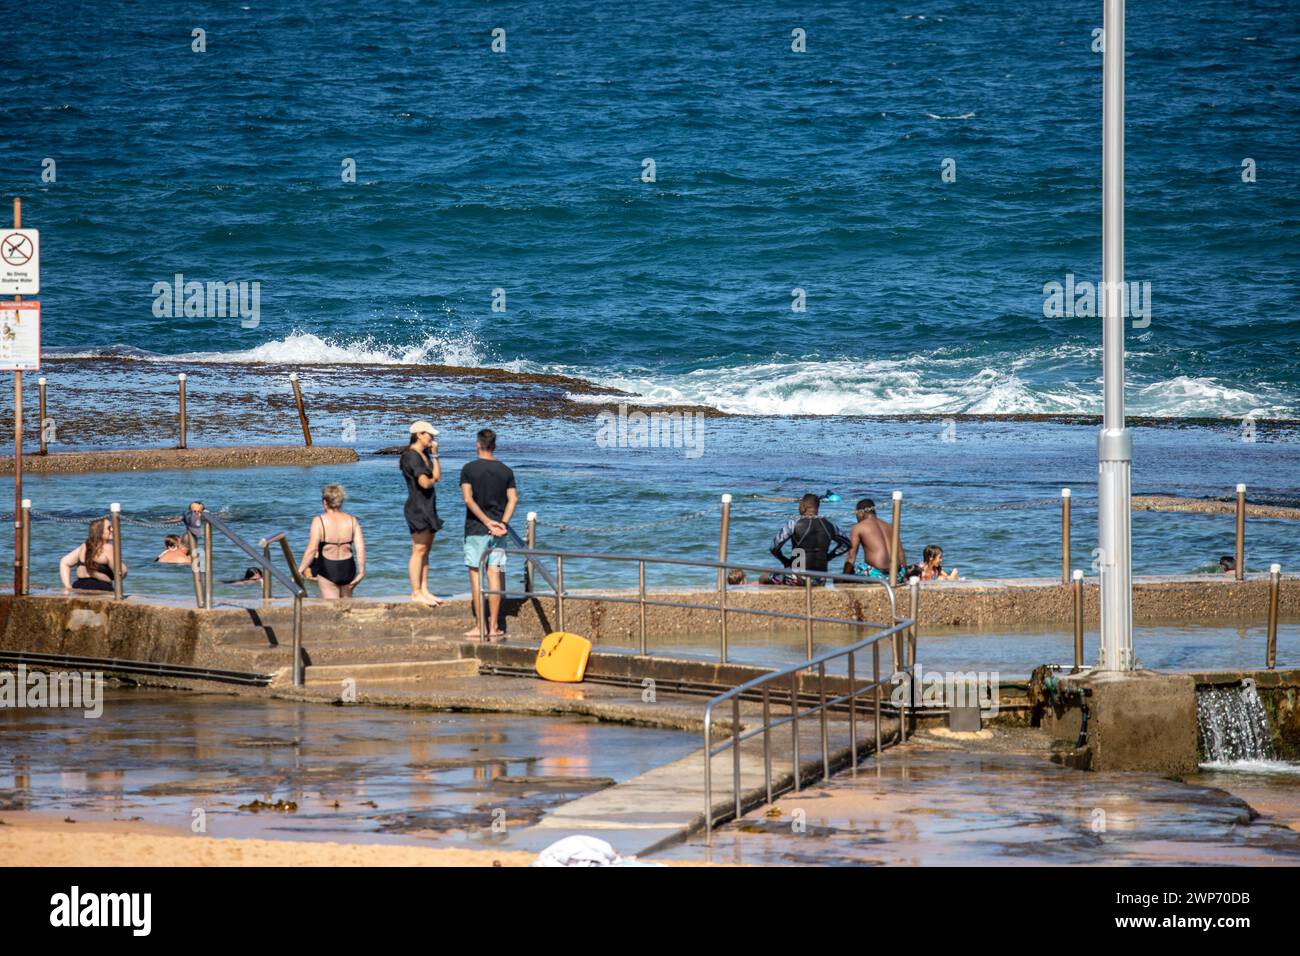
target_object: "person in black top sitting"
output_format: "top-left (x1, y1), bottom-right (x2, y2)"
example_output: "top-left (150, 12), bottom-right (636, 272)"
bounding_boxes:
top-left (400, 421), bottom-right (443, 606)
top-left (764, 494), bottom-right (851, 586)
top-left (59, 518), bottom-right (127, 592)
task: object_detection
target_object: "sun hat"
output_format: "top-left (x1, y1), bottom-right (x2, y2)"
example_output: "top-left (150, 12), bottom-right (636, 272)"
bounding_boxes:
top-left (409, 420), bottom-right (439, 436)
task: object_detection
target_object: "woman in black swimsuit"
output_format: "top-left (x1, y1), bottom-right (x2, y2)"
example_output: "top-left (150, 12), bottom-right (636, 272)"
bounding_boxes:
top-left (298, 483), bottom-right (366, 599)
top-left (59, 517), bottom-right (127, 592)
top-left (401, 421), bottom-right (443, 606)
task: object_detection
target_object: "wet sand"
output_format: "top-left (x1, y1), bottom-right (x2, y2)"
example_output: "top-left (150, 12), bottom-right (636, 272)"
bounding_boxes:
top-left (0, 813), bottom-right (538, 866)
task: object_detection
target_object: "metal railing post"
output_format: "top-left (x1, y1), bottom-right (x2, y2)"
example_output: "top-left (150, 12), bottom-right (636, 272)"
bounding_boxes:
top-left (37, 378), bottom-right (47, 455)
top-left (637, 559), bottom-right (647, 655)
top-left (19, 499), bottom-right (30, 595)
top-left (848, 651), bottom-right (858, 773)
top-left (525, 511), bottom-right (537, 593)
top-left (732, 696), bottom-right (742, 822)
top-left (703, 707), bottom-right (713, 840)
top-left (203, 520), bottom-right (213, 608)
top-left (1072, 569), bottom-right (1085, 672)
top-left (190, 551), bottom-right (203, 608)
top-left (908, 577), bottom-right (919, 669)
top-left (292, 593), bottom-right (304, 686)
top-left (762, 685), bottom-right (772, 805)
top-left (1235, 483), bottom-right (1246, 580)
top-left (873, 642), bottom-right (882, 757)
top-left (804, 574), bottom-right (813, 660)
top-left (555, 555), bottom-right (565, 632)
top-left (1061, 488), bottom-right (1071, 584)
top-left (889, 490), bottom-right (903, 585)
top-left (1267, 564), bottom-right (1280, 670)
top-left (177, 373), bottom-right (188, 449)
top-left (719, 569), bottom-right (728, 664)
top-left (259, 540), bottom-right (274, 600)
top-left (790, 672), bottom-right (801, 792)
top-left (818, 661), bottom-right (829, 781)
top-left (109, 503), bottom-right (123, 601)
top-left (716, 493), bottom-right (731, 591)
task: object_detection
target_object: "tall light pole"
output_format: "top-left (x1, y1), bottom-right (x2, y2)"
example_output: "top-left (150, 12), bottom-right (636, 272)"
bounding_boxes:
top-left (1097, 0), bottom-right (1134, 670)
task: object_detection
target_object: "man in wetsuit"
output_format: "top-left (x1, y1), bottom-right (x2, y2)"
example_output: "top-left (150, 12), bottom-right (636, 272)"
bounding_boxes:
top-left (843, 498), bottom-right (905, 581)
top-left (765, 494), bottom-right (851, 586)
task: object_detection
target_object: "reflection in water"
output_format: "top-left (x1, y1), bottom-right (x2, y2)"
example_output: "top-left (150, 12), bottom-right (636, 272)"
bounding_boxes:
top-left (662, 734), bottom-right (1300, 866)
top-left (0, 687), bottom-right (698, 849)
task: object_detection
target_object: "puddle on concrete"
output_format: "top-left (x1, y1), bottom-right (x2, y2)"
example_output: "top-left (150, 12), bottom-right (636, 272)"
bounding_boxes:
top-left (659, 731), bottom-right (1300, 866)
top-left (0, 686), bottom-right (699, 849)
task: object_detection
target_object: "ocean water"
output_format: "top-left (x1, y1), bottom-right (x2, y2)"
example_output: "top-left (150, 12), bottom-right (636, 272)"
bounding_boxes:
top-left (0, 0), bottom-right (1297, 603)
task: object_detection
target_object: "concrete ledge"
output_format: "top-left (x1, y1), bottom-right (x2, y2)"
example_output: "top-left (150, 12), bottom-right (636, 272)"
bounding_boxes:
top-left (0, 444), bottom-right (360, 475)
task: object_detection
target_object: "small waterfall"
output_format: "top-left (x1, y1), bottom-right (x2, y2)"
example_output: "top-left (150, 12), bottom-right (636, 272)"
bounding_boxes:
top-left (1196, 680), bottom-right (1277, 764)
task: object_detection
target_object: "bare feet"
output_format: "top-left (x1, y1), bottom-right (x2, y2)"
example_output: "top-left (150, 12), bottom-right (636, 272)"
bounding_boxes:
top-left (420, 589), bottom-right (443, 607)
top-left (487, 629), bottom-right (506, 643)
top-left (463, 626), bottom-right (484, 638)
top-left (412, 591), bottom-right (438, 606)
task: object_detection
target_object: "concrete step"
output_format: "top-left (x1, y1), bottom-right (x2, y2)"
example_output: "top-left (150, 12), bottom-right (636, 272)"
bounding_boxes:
top-left (302, 658), bottom-right (480, 686)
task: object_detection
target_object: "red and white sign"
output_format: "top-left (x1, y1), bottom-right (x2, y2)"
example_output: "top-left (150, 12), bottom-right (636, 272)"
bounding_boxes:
top-left (0, 301), bottom-right (40, 371)
top-left (0, 230), bottom-right (39, 295)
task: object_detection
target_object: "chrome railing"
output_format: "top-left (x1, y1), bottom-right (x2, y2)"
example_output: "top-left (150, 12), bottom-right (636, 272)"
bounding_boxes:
top-left (478, 546), bottom-right (902, 663)
top-left (199, 513), bottom-right (308, 687)
top-left (256, 532), bottom-right (307, 600)
top-left (702, 618), bottom-right (914, 838)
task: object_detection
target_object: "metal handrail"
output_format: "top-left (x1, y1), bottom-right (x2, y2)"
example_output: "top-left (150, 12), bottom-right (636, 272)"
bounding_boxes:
top-left (200, 513), bottom-right (307, 687)
top-left (477, 546), bottom-right (900, 662)
top-left (257, 531), bottom-right (307, 600)
top-left (702, 618), bottom-right (915, 838)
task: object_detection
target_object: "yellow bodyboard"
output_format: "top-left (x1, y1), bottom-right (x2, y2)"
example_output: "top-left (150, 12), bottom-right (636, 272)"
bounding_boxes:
top-left (535, 631), bottom-right (592, 683)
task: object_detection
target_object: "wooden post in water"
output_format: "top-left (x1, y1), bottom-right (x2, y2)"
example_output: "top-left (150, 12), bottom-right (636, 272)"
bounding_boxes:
top-left (289, 372), bottom-right (312, 446)
top-left (177, 373), bottom-right (188, 449)
top-left (1072, 569), bottom-right (1084, 673)
top-left (888, 491), bottom-right (903, 585)
top-left (1234, 483), bottom-right (1246, 581)
top-left (109, 503), bottom-right (123, 601)
top-left (37, 377), bottom-right (47, 455)
top-left (1266, 564), bottom-right (1280, 670)
top-left (717, 493), bottom-right (732, 592)
top-left (1060, 488), bottom-right (1071, 584)
top-left (11, 197), bottom-right (24, 596)
top-left (20, 498), bottom-right (30, 595)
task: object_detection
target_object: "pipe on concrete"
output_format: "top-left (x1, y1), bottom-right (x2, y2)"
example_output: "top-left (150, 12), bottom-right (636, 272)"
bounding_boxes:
top-left (109, 503), bottom-right (123, 601)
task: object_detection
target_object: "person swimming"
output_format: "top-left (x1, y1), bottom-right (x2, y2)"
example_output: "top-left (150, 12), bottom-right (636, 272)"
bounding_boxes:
top-left (59, 518), bottom-right (127, 592)
top-left (906, 544), bottom-right (958, 581)
top-left (156, 534), bottom-right (192, 565)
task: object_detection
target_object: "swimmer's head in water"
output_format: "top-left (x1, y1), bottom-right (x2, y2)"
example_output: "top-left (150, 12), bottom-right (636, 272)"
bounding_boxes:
top-left (727, 568), bottom-right (746, 585)
top-left (1219, 554), bottom-right (1235, 572)
top-left (855, 498), bottom-right (876, 519)
top-left (164, 534), bottom-right (183, 550)
top-left (799, 493), bottom-right (820, 515)
top-left (923, 544), bottom-right (944, 567)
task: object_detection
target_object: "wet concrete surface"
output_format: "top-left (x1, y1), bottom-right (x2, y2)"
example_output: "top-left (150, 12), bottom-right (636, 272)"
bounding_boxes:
top-left (658, 727), bottom-right (1300, 865)
top-left (0, 686), bottom-right (699, 849)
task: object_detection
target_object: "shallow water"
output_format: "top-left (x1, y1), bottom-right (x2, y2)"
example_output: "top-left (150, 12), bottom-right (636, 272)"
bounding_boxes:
top-left (661, 739), bottom-right (1300, 866)
top-left (0, 687), bottom-right (699, 848)
top-left (586, 620), bottom-right (1300, 677)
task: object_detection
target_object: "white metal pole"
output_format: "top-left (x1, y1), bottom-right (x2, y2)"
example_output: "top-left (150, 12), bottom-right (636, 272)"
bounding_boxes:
top-left (1097, 0), bottom-right (1134, 671)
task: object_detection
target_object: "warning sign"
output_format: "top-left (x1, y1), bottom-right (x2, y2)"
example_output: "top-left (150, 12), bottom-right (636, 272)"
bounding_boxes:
top-left (0, 230), bottom-right (39, 295)
top-left (0, 301), bottom-right (40, 371)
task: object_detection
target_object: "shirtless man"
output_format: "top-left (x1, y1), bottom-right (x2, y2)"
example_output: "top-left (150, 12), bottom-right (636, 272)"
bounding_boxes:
top-left (843, 498), bottom-right (905, 581)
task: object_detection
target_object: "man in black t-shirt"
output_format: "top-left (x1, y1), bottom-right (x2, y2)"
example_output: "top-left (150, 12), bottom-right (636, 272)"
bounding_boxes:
top-left (459, 428), bottom-right (518, 639)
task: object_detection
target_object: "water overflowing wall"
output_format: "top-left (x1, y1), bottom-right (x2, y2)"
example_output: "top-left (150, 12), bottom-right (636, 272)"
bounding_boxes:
top-left (1196, 681), bottom-right (1278, 763)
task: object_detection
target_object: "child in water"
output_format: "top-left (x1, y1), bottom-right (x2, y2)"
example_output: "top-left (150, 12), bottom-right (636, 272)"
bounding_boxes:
top-left (907, 544), bottom-right (958, 582)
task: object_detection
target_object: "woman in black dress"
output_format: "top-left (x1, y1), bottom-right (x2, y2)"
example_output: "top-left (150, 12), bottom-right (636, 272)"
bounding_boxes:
top-left (401, 420), bottom-right (443, 605)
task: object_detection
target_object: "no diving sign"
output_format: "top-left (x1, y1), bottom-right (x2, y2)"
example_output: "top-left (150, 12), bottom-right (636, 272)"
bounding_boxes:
top-left (0, 229), bottom-right (39, 295)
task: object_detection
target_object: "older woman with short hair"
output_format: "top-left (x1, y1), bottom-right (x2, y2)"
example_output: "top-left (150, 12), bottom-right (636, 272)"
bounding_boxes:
top-left (298, 483), bottom-right (365, 599)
